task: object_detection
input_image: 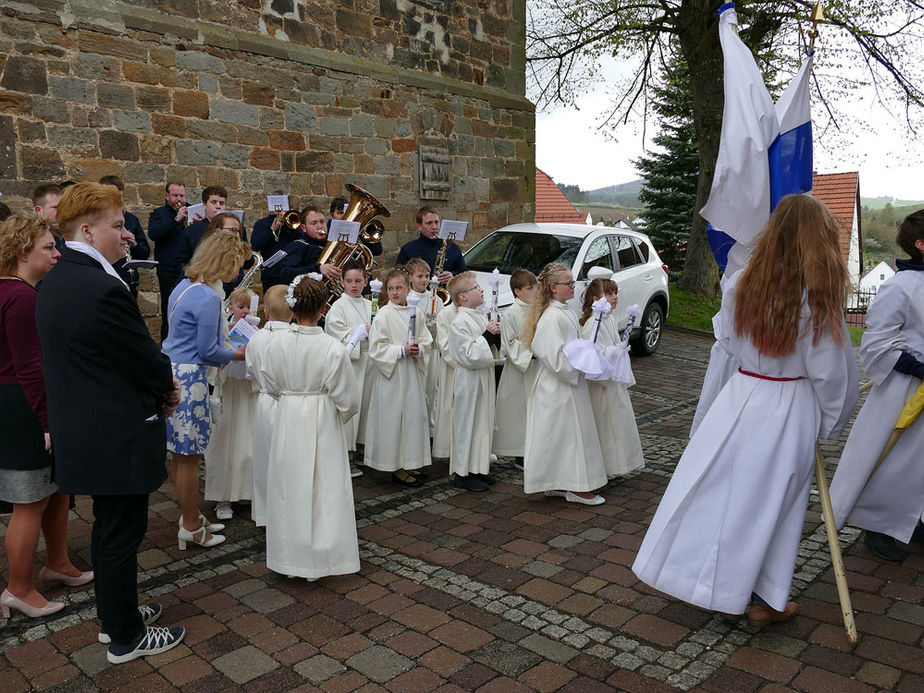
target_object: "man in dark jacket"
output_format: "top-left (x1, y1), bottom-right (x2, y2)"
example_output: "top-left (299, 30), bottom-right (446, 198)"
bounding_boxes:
top-left (99, 176), bottom-right (150, 297)
top-left (268, 205), bottom-right (341, 288)
top-left (148, 181), bottom-right (188, 340)
top-left (36, 182), bottom-right (185, 664)
top-left (395, 205), bottom-right (466, 280)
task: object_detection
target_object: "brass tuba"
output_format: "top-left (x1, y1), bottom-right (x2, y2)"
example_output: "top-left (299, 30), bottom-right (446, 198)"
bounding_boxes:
top-left (319, 183), bottom-right (390, 309)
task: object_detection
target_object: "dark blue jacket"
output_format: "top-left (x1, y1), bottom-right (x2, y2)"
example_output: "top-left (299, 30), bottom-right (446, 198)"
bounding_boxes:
top-left (114, 211), bottom-right (150, 289)
top-left (148, 204), bottom-right (187, 271)
top-left (270, 235), bottom-right (326, 288)
top-left (396, 235), bottom-right (466, 275)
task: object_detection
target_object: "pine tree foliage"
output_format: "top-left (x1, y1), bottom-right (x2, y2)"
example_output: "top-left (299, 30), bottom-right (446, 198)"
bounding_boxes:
top-left (634, 52), bottom-right (697, 272)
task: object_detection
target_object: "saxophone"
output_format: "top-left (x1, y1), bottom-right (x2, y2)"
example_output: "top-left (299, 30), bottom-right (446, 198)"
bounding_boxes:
top-left (433, 239), bottom-right (451, 305)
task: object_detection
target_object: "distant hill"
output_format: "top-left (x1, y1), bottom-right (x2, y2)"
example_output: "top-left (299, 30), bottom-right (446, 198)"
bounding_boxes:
top-left (861, 196), bottom-right (924, 210)
top-left (558, 178), bottom-right (645, 208)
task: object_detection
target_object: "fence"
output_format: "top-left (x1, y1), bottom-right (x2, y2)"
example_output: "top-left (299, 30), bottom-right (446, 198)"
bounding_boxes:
top-left (844, 287), bottom-right (877, 328)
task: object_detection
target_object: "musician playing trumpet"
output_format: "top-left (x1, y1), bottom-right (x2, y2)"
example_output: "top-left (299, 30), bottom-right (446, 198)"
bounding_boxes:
top-left (250, 191), bottom-right (303, 266)
top-left (264, 206), bottom-right (342, 289)
top-left (396, 206), bottom-right (466, 283)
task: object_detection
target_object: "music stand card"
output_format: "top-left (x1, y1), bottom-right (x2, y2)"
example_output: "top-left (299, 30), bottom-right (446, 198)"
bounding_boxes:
top-left (186, 202), bottom-right (205, 222)
top-left (267, 194), bottom-right (289, 211)
top-left (328, 219), bottom-right (361, 244)
top-left (438, 220), bottom-right (468, 241)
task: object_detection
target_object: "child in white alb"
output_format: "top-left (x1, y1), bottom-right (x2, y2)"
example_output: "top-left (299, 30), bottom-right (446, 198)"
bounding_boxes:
top-left (447, 272), bottom-right (500, 492)
top-left (406, 257), bottom-right (442, 434)
top-left (432, 302), bottom-right (458, 459)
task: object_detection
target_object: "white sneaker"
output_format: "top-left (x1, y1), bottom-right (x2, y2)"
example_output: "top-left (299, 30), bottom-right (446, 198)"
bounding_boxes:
top-left (107, 625), bottom-right (185, 664)
top-left (215, 503), bottom-right (233, 520)
top-left (350, 462), bottom-right (363, 478)
top-left (99, 603), bottom-right (162, 644)
top-left (564, 491), bottom-right (605, 506)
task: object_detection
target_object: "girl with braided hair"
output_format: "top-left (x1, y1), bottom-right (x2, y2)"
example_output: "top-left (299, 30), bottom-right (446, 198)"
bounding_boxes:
top-left (259, 274), bottom-right (361, 580)
top-left (522, 264), bottom-right (607, 505)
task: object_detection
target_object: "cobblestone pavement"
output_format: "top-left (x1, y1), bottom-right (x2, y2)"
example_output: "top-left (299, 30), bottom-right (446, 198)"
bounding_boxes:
top-left (2, 326), bottom-right (923, 692)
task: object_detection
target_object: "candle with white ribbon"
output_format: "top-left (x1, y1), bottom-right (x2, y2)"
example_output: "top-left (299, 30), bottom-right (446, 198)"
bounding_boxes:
top-left (406, 292), bottom-right (420, 346)
top-left (589, 296), bottom-right (611, 343)
top-left (489, 268), bottom-right (500, 323)
top-left (370, 278), bottom-right (383, 320)
top-left (428, 275), bottom-right (439, 315)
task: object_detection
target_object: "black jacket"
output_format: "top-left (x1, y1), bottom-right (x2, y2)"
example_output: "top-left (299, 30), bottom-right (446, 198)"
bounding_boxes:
top-left (148, 204), bottom-right (187, 270)
top-left (271, 235), bottom-right (326, 287)
top-left (36, 249), bottom-right (174, 495)
top-left (396, 235), bottom-right (466, 275)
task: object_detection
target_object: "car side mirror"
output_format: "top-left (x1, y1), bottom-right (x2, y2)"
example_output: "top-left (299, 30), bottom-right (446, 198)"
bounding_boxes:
top-left (587, 266), bottom-right (614, 281)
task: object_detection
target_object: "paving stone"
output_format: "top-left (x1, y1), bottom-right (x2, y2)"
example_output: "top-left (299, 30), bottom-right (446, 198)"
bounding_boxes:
top-left (239, 588), bottom-right (295, 613)
top-left (212, 645), bottom-right (279, 684)
top-left (293, 654), bottom-right (346, 684)
top-left (471, 640), bottom-right (542, 677)
top-left (345, 646), bottom-right (414, 683)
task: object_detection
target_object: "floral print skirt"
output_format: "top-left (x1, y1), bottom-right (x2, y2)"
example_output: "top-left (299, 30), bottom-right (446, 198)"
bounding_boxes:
top-left (166, 363), bottom-right (212, 455)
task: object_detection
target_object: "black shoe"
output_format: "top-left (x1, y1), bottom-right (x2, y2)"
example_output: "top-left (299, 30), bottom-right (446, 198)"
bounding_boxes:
top-left (473, 473), bottom-right (496, 486)
top-left (911, 523), bottom-right (924, 546)
top-left (453, 474), bottom-right (489, 492)
top-left (513, 457), bottom-right (524, 470)
top-left (410, 469), bottom-right (429, 480)
top-left (392, 472), bottom-right (423, 488)
top-left (864, 531), bottom-right (906, 562)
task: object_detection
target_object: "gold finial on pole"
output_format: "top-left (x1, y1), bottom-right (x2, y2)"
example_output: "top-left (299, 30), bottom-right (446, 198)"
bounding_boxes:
top-left (808, 2), bottom-right (825, 51)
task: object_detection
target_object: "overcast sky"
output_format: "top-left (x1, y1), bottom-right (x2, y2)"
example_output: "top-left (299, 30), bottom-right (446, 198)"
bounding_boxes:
top-left (535, 56), bottom-right (924, 202)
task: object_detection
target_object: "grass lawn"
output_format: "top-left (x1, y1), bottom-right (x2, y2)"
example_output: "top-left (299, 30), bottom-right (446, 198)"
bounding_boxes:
top-left (847, 325), bottom-right (864, 346)
top-left (667, 285), bottom-right (722, 332)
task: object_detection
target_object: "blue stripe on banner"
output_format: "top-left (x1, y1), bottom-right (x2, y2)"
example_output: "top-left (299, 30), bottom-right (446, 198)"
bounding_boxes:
top-left (767, 120), bottom-right (813, 211)
top-left (717, 2), bottom-right (735, 14)
top-left (707, 224), bottom-right (736, 274)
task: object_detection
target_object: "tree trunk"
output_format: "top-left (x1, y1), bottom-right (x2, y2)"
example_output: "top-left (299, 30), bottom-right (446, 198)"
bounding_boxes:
top-left (676, 0), bottom-right (725, 296)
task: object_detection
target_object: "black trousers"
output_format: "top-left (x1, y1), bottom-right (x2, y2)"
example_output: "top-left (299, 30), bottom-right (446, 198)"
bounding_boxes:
top-left (91, 494), bottom-right (148, 646)
top-left (156, 268), bottom-right (182, 342)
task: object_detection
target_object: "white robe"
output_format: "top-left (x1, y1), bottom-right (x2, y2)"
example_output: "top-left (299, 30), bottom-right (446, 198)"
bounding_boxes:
top-left (449, 307), bottom-right (495, 476)
top-left (493, 298), bottom-right (536, 458)
top-left (524, 301), bottom-right (607, 494)
top-left (412, 288), bottom-right (443, 434)
top-left (632, 272), bottom-right (858, 614)
top-left (261, 324), bottom-right (360, 579)
top-left (432, 304), bottom-right (458, 459)
top-left (204, 363), bottom-right (257, 503)
top-left (324, 293), bottom-right (373, 450)
top-left (364, 302), bottom-right (433, 471)
top-left (245, 322), bottom-right (290, 528)
top-left (580, 313), bottom-right (645, 477)
top-left (830, 269), bottom-right (924, 542)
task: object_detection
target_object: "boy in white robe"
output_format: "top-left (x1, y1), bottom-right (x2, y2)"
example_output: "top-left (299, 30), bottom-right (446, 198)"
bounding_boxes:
top-left (244, 285), bottom-right (291, 528)
top-left (447, 272), bottom-right (500, 492)
top-left (405, 258), bottom-right (443, 435)
top-left (324, 261), bottom-right (373, 478)
top-left (365, 268), bottom-right (433, 486)
top-left (432, 303), bottom-right (458, 459)
top-left (830, 211), bottom-right (924, 562)
top-left (262, 276), bottom-right (360, 580)
top-left (493, 269), bottom-right (537, 468)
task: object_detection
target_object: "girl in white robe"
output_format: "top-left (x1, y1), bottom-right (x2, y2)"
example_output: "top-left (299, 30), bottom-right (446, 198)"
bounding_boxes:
top-left (493, 270), bottom-right (537, 462)
top-left (578, 278), bottom-right (644, 478)
top-left (406, 258), bottom-right (443, 434)
top-left (522, 264), bottom-right (607, 504)
top-left (447, 272), bottom-right (500, 490)
top-left (432, 303), bottom-right (458, 459)
top-left (632, 195), bottom-right (858, 622)
top-left (830, 218), bottom-right (924, 558)
top-left (261, 276), bottom-right (360, 579)
top-left (324, 262), bottom-right (373, 473)
top-left (365, 269), bottom-right (433, 484)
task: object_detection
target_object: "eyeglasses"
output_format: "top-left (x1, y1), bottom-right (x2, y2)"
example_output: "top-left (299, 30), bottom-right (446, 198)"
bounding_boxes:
top-left (460, 285), bottom-right (482, 294)
top-left (552, 280), bottom-right (576, 287)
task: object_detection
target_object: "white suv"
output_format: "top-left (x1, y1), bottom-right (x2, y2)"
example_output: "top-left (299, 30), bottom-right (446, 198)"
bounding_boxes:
top-left (463, 223), bottom-right (670, 355)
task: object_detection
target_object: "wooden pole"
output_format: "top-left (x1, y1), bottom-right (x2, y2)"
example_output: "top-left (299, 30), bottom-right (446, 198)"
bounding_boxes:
top-left (814, 444), bottom-right (858, 643)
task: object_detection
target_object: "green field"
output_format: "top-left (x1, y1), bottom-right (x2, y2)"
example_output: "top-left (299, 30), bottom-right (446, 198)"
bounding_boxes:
top-left (666, 285), bottom-right (722, 332)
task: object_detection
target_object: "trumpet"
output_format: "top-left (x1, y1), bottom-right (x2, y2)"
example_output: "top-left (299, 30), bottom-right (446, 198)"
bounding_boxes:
top-left (272, 206), bottom-right (302, 241)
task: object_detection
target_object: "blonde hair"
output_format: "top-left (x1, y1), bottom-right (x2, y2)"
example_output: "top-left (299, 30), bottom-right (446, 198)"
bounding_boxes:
top-left (185, 231), bottom-right (251, 284)
top-left (579, 277), bottom-right (617, 326)
top-left (0, 214), bottom-right (54, 276)
top-left (404, 257), bottom-right (430, 277)
top-left (263, 285), bottom-right (292, 322)
top-left (56, 182), bottom-right (122, 239)
top-left (447, 271), bottom-right (477, 303)
top-left (734, 194), bottom-right (847, 356)
top-left (522, 263), bottom-right (570, 348)
top-left (380, 267), bottom-right (409, 306)
top-left (228, 286), bottom-right (255, 307)
top-left (290, 275), bottom-right (328, 319)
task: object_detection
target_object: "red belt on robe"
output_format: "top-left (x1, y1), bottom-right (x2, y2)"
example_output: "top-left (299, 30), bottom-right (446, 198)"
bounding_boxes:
top-left (737, 367), bottom-right (805, 382)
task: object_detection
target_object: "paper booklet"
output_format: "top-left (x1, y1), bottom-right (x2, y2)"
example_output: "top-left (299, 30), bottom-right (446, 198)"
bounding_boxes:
top-left (229, 316), bottom-right (258, 346)
top-left (438, 219), bottom-right (468, 241)
top-left (267, 194), bottom-right (290, 211)
top-left (328, 219), bottom-right (361, 244)
top-left (185, 202), bottom-right (205, 222)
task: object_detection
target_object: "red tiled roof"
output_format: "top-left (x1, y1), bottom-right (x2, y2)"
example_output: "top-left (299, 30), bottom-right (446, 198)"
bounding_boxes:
top-left (535, 168), bottom-right (587, 224)
top-left (812, 172), bottom-right (859, 265)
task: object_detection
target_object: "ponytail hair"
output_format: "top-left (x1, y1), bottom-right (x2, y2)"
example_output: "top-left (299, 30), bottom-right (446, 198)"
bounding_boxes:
top-left (579, 277), bottom-right (617, 326)
top-left (522, 263), bottom-right (569, 349)
top-left (290, 275), bottom-right (328, 320)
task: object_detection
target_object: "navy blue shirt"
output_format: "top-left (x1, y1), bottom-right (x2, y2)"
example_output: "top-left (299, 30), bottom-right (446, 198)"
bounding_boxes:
top-left (270, 235), bottom-right (326, 288)
top-left (147, 204), bottom-right (187, 271)
top-left (396, 235), bottom-right (466, 276)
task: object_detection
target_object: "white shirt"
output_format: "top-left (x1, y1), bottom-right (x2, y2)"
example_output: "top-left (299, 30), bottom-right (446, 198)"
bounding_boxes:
top-left (65, 241), bottom-right (129, 289)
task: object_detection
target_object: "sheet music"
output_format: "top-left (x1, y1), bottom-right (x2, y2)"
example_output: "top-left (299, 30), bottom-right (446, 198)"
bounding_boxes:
top-left (438, 219), bottom-right (468, 241)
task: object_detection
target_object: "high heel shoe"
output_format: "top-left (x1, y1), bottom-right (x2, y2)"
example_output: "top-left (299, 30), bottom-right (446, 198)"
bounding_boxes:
top-left (37, 567), bottom-right (94, 591)
top-left (0, 589), bottom-right (65, 619)
top-left (178, 514), bottom-right (225, 533)
top-left (177, 525), bottom-right (225, 550)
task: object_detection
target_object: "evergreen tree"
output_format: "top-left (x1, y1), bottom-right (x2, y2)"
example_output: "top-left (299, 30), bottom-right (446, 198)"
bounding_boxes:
top-left (634, 52), bottom-right (698, 272)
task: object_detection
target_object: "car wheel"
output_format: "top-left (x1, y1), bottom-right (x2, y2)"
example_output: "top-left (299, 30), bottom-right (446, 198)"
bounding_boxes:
top-left (631, 301), bottom-right (663, 356)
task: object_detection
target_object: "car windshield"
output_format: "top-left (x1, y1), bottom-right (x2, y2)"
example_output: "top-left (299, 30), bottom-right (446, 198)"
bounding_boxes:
top-left (464, 232), bottom-right (584, 275)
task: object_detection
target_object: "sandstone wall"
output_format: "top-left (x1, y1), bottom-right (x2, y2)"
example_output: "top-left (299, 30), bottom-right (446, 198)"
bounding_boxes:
top-left (0, 0), bottom-right (535, 335)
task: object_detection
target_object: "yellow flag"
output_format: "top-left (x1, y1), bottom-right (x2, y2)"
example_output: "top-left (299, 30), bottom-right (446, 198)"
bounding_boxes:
top-left (896, 381), bottom-right (924, 429)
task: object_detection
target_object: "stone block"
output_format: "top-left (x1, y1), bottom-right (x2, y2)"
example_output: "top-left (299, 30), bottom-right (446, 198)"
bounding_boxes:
top-left (21, 145), bottom-right (65, 179)
top-left (345, 646), bottom-right (413, 683)
top-left (150, 46), bottom-right (175, 67)
top-left (46, 124), bottom-right (97, 149)
top-left (48, 75), bottom-right (94, 104)
top-left (350, 113), bottom-right (374, 137)
top-left (122, 61), bottom-right (169, 87)
top-left (97, 82), bottom-right (135, 109)
top-left (175, 139), bottom-right (221, 166)
top-left (284, 102), bottom-right (317, 132)
top-left (373, 154), bottom-right (400, 175)
top-left (236, 125), bottom-right (269, 146)
top-left (17, 119), bottom-right (46, 143)
top-left (293, 654), bottom-right (345, 685)
top-left (100, 131), bottom-right (140, 161)
top-left (186, 119), bottom-right (237, 143)
top-left (295, 151), bottom-right (334, 173)
top-left (169, 89), bottom-right (208, 118)
top-left (333, 152), bottom-right (353, 173)
top-left (336, 8), bottom-right (373, 37)
top-left (221, 144), bottom-right (251, 168)
top-left (1, 55), bottom-right (48, 94)
top-left (78, 32), bottom-right (148, 62)
top-left (71, 53), bottom-right (119, 81)
top-left (320, 117), bottom-right (350, 136)
top-left (151, 113), bottom-right (186, 138)
top-left (0, 116), bottom-right (15, 178)
top-left (71, 159), bottom-right (123, 183)
top-left (258, 106), bottom-right (284, 130)
top-left (494, 138), bottom-right (516, 158)
top-left (250, 148), bottom-right (280, 170)
top-left (490, 177), bottom-right (520, 202)
top-left (112, 110), bottom-right (152, 133)
top-left (365, 139), bottom-right (387, 155)
top-left (267, 130), bottom-right (306, 151)
top-left (212, 645), bottom-right (278, 685)
top-left (123, 163), bottom-right (165, 183)
top-left (211, 100), bottom-right (259, 126)
top-left (176, 50), bottom-right (226, 74)
top-left (0, 92), bottom-right (33, 116)
top-left (198, 73), bottom-right (219, 93)
top-left (135, 85), bottom-right (171, 111)
top-left (242, 82), bottom-right (274, 106)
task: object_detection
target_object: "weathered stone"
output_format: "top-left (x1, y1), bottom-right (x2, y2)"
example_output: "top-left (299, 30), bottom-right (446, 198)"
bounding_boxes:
top-left (97, 82), bottom-right (135, 109)
top-left (0, 116), bottom-right (15, 178)
top-left (123, 163), bottom-right (165, 183)
top-left (99, 131), bottom-right (140, 161)
top-left (46, 124), bottom-right (98, 149)
top-left (0, 55), bottom-right (48, 95)
top-left (320, 117), bottom-right (350, 136)
top-left (71, 159), bottom-right (123, 183)
top-left (0, 92), bottom-right (33, 115)
top-left (250, 148), bottom-right (280, 170)
top-left (242, 81), bottom-right (275, 106)
top-left (186, 119), bottom-right (237, 143)
top-left (21, 146), bottom-right (66, 179)
top-left (295, 151), bottom-right (334, 173)
top-left (78, 32), bottom-right (148, 62)
top-left (172, 90), bottom-right (209, 118)
top-left (71, 53), bottom-right (119, 81)
top-left (258, 106), bottom-right (284, 130)
top-left (135, 85), bottom-right (171, 111)
top-left (284, 102), bottom-right (317, 132)
top-left (48, 75), bottom-right (94, 104)
top-left (212, 645), bottom-right (278, 685)
top-left (221, 144), bottom-right (251, 168)
top-left (112, 110), bottom-right (152, 133)
top-left (211, 100), bottom-right (259, 126)
top-left (151, 113), bottom-right (186, 138)
top-left (17, 119), bottom-right (46, 143)
top-left (267, 130), bottom-right (306, 151)
top-left (176, 50), bottom-right (226, 74)
top-left (198, 73), bottom-right (219, 93)
top-left (175, 139), bottom-right (221, 165)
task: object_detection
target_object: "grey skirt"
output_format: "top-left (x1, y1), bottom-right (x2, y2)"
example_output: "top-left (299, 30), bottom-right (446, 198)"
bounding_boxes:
top-left (0, 465), bottom-right (56, 504)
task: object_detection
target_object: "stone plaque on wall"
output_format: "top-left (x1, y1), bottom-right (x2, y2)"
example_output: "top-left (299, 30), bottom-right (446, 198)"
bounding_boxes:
top-left (419, 144), bottom-right (450, 201)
